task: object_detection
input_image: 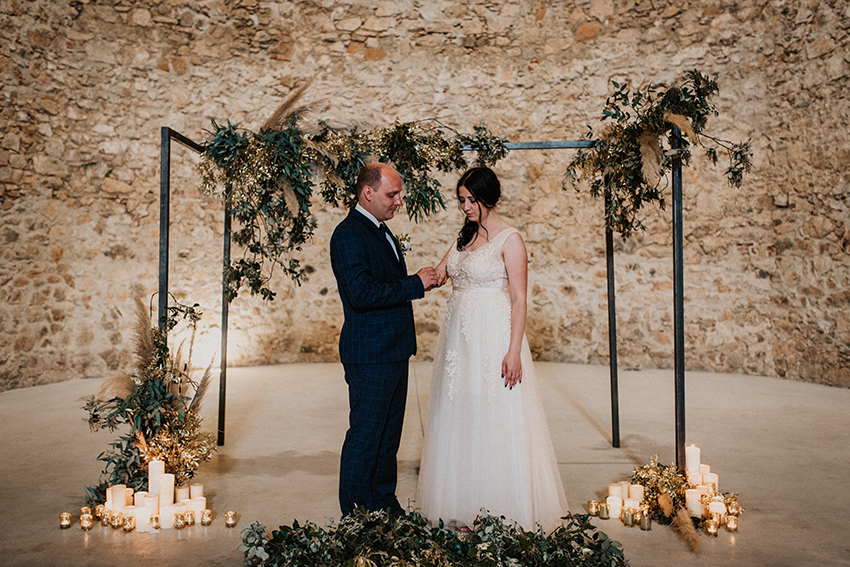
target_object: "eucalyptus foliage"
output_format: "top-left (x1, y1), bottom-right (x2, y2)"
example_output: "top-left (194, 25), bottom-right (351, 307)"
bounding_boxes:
top-left (564, 69), bottom-right (753, 236)
top-left (239, 508), bottom-right (627, 567)
top-left (200, 118), bottom-right (509, 301)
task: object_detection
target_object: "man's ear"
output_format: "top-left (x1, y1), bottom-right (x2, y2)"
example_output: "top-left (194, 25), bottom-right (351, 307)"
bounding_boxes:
top-left (362, 186), bottom-right (373, 202)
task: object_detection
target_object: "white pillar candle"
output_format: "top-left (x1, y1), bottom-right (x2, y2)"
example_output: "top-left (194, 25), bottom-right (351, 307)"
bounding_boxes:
top-left (687, 472), bottom-right (702, 487)
top-left (628, 484), bottom-right (644, 501)
top-left (619, 481), bottom-right (631, 499)
top-left (172, 502), bottom-right (187, 515)
top-left (160, 505), bottom-right (176, 529)
top-left (697, 485), bottom-right (710, 515)
top-left (606, 496), bottom-right (622, 520)
top-left (176, 486), bottom-right (190, 502)
top-left (159, 473), bottom-right (175, 507)
top-left (624, 497), bottom-right (640, 509)
top-left (702, 472), bottom-right (719, 492)
top-left (607, 484), bottom-right (623, 498)
top-left (104, 500), bottom-right (115, 513)
top-left (685, 489), bottom-right (702, 516)
top-left (144, 494), bottom-right (159, 514)
top-left (134, 491), bottom-right (149, 507)
top-left (699, 464), bottom-right (711, 475)
top-left (190, 497), bottom-right (206, 513)
top-left (190, 483), bottom-right (204, 499)
top-left (134, 506), bottom-right (151, 530)
top-left (123, 505), bottom-right (137, 519)
top-left (125, 488), bottom-right (134, 507)
top-left (148, 459), bottom-right (165, 497)
top-left (685, 445), bottom-right (700, 474)
top-left (109, 485), bottom-right (126, 513)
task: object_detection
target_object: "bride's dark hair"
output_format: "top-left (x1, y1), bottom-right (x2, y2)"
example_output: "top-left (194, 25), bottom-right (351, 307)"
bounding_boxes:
top-left (456, 167), bottom-right (501, 251)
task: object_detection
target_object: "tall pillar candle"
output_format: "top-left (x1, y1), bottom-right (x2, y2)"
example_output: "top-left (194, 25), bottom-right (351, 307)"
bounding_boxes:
top-left (160, 505), bottom-right (176, 529)
top-left (144, 494), bottom-right (159, 514)
top-left (125, 488), bottom-right (134, 507)
top-left (190, 483), bottom-right (204, 499)
top-left (159, 473), bottom-right (175, 507)
top-left (148, 459), bottom-right (165, 498)
top-left (685, 445), bottom-right (700, 474)
top-left (175, 486), bottom-right (190, 502)
top-left (619, 481), bottom-right (631, 499)
top-left (685, 489), bottom-right (701, 516)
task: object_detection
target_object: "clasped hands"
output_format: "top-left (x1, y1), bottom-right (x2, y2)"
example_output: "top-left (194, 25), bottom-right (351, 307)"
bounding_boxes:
top-left (417, 267), bottom-right (447, 291)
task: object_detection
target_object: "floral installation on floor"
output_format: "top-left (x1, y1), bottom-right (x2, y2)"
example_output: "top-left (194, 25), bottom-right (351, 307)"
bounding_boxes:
top-left (239, 508), bottom-right (627, 567)
top-left (588, 452), bottom-right (743, 552)
top-left (198, 77), bottom-right (509, 301)
top-left (81, 296), bottom-right (216, 505)
top-left (563, 69), bottom-right (753, 237)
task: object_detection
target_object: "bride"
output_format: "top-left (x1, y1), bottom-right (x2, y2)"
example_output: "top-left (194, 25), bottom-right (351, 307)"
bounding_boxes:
top-left (417, 167), bottom-right (568, 533)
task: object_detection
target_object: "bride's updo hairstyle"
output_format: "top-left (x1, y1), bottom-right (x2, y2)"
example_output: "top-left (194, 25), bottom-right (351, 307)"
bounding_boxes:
top-left (456, 167), bottom-right (501, 250)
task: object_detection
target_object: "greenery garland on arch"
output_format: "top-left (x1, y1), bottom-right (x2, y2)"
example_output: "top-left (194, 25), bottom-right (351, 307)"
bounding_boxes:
top-left (198, 86), bottom-right (509, 302)
top-left (563, 69), bottom-right (753, 237)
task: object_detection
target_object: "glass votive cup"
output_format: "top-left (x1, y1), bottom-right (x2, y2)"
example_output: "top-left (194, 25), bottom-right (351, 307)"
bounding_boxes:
top-left (110, 512), bottom-right (124, 530)
top-left (586, 500), bottom-right (599, 516)
top-left (621, 508), bottom-right (636, 527)
top-left (724, 515), bottom-right (738, 532)
top-left (173, 513), bottom-right (186, 530)
top-left (101, 510), bottom-right (111, 527)
top-left (200, 509), bottom-right (212, 526)
top-left (727, 501), bottom-right (742, 516)
top-left (225, 511), bottom-right (237, 528)
top-left (80, 513), bottom-right (94, 531)
top-left (150, 513), bottom-right (161, 530)
top-left (94, 504), bottom-right (105, 520)
top-left (60, 512), bottom-right (72, 529)
top-left (123, 515), bottom-right (135, 532)
top-left (184, 510), bottom-right (195, 526)
top-left (597, 504), bottom-right (610, 519)
top-left (639, 513), bottom-right (652, 531)
top-left (80, 506), bottom-right (91, 517)
top-left (705, 519), bottom-right (719, 537)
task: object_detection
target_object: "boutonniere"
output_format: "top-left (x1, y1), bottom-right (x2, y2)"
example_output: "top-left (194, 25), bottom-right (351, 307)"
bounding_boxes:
top-left (397, 233), bottom-right (412, 255)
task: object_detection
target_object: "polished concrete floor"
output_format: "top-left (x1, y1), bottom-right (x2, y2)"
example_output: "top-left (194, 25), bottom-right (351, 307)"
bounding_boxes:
top-left (1, 361), bottom-right (848, 567)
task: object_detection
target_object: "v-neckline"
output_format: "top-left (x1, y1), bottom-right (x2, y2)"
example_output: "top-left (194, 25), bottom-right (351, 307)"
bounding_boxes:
top-left (457, 227), bottom-right (512, 263)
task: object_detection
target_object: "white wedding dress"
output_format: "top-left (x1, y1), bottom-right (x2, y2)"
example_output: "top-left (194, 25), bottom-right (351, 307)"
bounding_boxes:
top-left (417, 227), bottom-right (568, 533)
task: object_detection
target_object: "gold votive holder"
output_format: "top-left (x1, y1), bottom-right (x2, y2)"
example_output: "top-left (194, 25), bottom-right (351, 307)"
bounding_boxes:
top-left (80, 513), bottom-right (94, 531)
top-left (174, 513), bottom-right (186, 530)
top-left (724, 515), bottom-right (738, 533)
top-left (705, 519), bottom-right (719, 538)
top-left (709, 511), bottom-right (723, 525)
top-left (122, 515), bottom-right (135, 532)
top-left (596, 504), bottom-right (609, 519)
top-left (621, 508), bottom-right (636, 527)
top-left (110, 512), bottom-right (123, 530)
top-left (727, 501), bottom-right (742, 516)
top-left (60, 512), bottom-right (72, 529)
top-left (587, 500), bottom-right (600, 516)
top-left (150, 513), bottom-right (161, 530)
top-left (94, 504), bottom-right (105, 520)
top-left (80, 506), bottom-right (91, 516)
top-left (225, 511), bottom-right (237, 528)
top-left (184, 510), bottom-right (196, 526)
top-left (639, 513), bottom-right (652, 531)
top-left (201, 509), bottom-right (212, 526)
top-left (101, 510), bottom-right (111, 527)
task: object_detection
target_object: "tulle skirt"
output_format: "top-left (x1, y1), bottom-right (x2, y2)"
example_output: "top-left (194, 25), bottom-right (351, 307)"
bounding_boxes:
top-left (417, 287), bottom-right (568, 532)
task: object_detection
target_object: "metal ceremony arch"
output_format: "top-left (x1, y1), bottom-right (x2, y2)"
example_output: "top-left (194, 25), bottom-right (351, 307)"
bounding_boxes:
top-left (158, 126), bottom-right (689, 472)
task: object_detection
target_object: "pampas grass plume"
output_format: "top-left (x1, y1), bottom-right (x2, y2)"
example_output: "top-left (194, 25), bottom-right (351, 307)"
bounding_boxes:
top-left (96, 371), bottom-right (135, 401)
top-left (671, 508), bottom-right (702, 552)
top-left (663, 112), bottom-right (698, 144)
top-left (658, 492), bottom-right (675, 517)
top-left (639, 129), bottom-right (662, 186)
top-left (133, 297), bottom-right (154, 373)
top-left (261, 75), bottom-right (317, 132)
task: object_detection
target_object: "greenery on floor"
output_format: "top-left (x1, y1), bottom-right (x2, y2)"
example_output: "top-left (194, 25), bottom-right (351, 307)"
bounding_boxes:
top-left (239, 508), bottom-right (627, 567)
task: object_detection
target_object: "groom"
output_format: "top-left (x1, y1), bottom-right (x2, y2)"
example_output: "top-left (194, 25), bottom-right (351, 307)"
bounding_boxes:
top-left (330, 162), bottom-right (439, 516)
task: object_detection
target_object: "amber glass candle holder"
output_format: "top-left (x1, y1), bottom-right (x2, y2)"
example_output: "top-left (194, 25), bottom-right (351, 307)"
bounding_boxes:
top-left (225, 511), bottom-right (237, 528)
top-left (586, 500), bottom-right (600, 516)
top-left (724, 515), bottom-right (738, 533)
top-left (597, 504), bottom-right (609, 519)
top-left (200, 509), bottom-right (212, 526)
top-left (110, 512), bottom-right (124, 530)
top-left (93, 505), bottom-right (105, 521)
top-left (150, 513), bottom-right (161, 530)
top-left (80, 514), bottom-right (94, 531)
top-left (705, 519), bottom-right (719, 537)
top-left (122, 516), bottom-right (135, 532)
top-left (184, 510), bottom-right (196, 526)
top-left (59, 513), bottom-right (72, 529)
top-left (174, 513), bottom-right (186, 530)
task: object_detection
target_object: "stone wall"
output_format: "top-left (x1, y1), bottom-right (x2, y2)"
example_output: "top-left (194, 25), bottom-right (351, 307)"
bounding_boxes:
top-left (1, 0), bottom-right (848, 391)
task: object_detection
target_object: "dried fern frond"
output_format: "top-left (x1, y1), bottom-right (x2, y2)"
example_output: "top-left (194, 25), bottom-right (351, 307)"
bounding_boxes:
top-left (639, 129), bottom-right (662, 186)
top-left (133, 297), bottom-right (154, 373)
top-left (188, 360), bottom-right (213, 414)
top-left (96, 371), bottom-right (136, 401)
top-left (670, 508), bottom-right (702, 552)
top-left (134, 429), bottom-right (149, 457)
top-left (261, 75), bottom-right (317, 132)
top-left (663, 112), bottom-right (698, 144)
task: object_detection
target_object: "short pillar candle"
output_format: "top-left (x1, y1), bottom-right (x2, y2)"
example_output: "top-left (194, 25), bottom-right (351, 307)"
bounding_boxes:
top-left (685, 445), bottom-right (700, 474)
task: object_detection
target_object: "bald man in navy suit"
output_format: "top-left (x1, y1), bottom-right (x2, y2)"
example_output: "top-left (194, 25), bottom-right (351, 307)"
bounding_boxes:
top-left (330, 162), bottom-right (440, 516)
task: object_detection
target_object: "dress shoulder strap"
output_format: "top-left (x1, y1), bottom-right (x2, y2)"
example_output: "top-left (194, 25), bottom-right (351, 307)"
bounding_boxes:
top-left (493, 227), bottom-right (520, 250)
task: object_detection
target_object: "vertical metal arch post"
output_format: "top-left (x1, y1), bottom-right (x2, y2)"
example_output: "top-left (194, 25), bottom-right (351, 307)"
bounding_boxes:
top-left (671, 127), bottom-right (686, 471)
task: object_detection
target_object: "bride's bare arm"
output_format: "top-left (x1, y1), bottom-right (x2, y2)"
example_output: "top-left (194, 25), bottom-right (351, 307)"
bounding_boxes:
top-left (502, 232), bottom-right (528, 389)
top-left (434, 246), bottom-right (452, 287)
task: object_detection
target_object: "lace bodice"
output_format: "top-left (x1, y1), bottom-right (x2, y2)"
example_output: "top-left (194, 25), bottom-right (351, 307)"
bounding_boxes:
top-left (447, 228), bottom-right (519, 289)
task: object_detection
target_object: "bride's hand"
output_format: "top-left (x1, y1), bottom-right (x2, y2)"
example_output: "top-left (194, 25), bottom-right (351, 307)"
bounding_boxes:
top-left (502, 351), bottom-right (522, 389)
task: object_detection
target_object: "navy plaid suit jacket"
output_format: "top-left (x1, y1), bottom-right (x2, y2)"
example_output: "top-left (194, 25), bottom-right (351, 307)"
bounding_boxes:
top-left (330, 208), bottom-right (425, 364)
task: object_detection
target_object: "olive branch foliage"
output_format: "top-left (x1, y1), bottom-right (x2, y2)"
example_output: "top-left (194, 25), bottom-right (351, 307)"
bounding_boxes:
top-left (199, 112), bottom-right (509, 302)
top-left (564, 69), bottom-right (753, 237)
top-left (239, 508), bottom-right (627, 567)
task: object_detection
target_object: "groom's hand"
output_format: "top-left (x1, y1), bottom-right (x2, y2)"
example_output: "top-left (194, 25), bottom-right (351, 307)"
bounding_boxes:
top-left (416, 267), bottom-right (440, 291)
